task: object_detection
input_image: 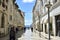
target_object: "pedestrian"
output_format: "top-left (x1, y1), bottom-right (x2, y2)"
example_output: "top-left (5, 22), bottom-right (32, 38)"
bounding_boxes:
top-left (31, 27), bottom-right (33, 32)
top-left (16, 27), bottom-right (18, 33)
top-left (9, 26), bottom-right (15, 40)
top-left (24, 27), bottom-right (26, 33)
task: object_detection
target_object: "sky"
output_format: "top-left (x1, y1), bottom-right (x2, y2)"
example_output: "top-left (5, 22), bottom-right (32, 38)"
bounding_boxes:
top-left (16, 0), bottom-right (36, 25)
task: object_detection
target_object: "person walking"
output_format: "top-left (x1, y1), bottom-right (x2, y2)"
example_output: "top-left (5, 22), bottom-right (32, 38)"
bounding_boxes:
top-left (31, 27), bottom-right (33, 32)
top-left (9, 26), bottom-right (16, 40)
top-left (24, 27), bottom-right (26, 33)
top-left (16, 27), bottom-right (18, 33)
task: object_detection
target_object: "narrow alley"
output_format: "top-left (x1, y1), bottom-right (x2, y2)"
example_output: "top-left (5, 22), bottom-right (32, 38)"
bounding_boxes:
top-left (0, 28), bottom-right (42, 40)
top-left (0, 0), bottom-right (60, 40)
top-left (18, 28), bottom-right (42, 40)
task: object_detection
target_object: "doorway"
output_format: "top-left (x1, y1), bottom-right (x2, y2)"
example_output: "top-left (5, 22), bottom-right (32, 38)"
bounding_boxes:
top-left (55, 15), bottom-right (60, 37)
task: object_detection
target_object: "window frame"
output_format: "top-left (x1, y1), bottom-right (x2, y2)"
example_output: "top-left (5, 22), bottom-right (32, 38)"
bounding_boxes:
top-left (10, 15), bottom-right (12, 21)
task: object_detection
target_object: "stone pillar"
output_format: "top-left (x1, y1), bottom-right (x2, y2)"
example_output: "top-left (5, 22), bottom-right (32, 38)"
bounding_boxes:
top-left (43, 24), bottom-right (45, 32)
top-left (47, 23), bottom-right (49, 33)
top-left (36, 23), bottom-right (37, 30)
top-left (52, 16), bottom-right (56, 36)
top-left (5, 15), bottom-right (8, 35)
top-left (0, 13), bottom-right (2, 28)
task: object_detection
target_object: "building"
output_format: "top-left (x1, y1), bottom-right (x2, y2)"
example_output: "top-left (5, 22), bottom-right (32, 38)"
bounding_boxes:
top-left (8, 0), bottom-right (25, 31)
top-left (19, 10), bottom-right (25, 29)
top-left (8, 0), bottom-right (25, 30)
top-left (8, 0), bottom-right (16, 28)
top-left (0, 0), bottom-right (25, 37)
top-left (13, 3), bottom-right (24, 30)
top-left (0, 0), bottom-right (9, 37)
top-left (13, 3), bottom-right (19, 28)
top-left (32, 0), bottom-right (41, 32)
top-left (33, 0), bottom-right (60, 38)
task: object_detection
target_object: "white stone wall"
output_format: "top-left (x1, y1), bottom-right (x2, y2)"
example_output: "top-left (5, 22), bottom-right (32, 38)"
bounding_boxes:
top-left (52, 16), bottom-right (56, 36)
top-left (40, 5), bottom-right (60, 36)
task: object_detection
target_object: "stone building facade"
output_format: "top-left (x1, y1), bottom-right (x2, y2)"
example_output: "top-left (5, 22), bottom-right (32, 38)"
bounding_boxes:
top-left (0, 0), bottom-right (9, 37)
top-left (0, 0), bottom-right (24, 37)
top-left (32, 0), bottom-right (41, 32)
top-left (18, 10), bottom-right (25, 30)
top-left (33, 0), bottom-right (60, 38)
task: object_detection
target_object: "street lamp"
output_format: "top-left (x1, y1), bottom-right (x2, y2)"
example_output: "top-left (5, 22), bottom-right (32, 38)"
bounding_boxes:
top-left (45, 1), bottom-right (52, 40)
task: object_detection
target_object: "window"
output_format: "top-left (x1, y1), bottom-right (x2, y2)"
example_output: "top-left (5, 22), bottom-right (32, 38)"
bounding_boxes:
top-left (41, 0), bottom-right (43, 6)
top-left (6, 6), bottom-right (7, 10)
top-left (0, 0), bottom-right (1, 5)
top-left (3, 0), bottom-right (4, 3)
top-left (2, 2), bottom-right (5, 8)
top-left (45, 24), bottom-right (47, 34)
top-left (55, 15), bottom-right (60, 36)
top-left (10, 15), bottom-right (12, 21)
top-left (1, 13), bottom-right (5, 28)
top-left (53, 0), bottom-right (57, 4)
top-left (6, 0), bottom-right (8, 3)
top-left (55, 0), bottom-right (57, 3)
top-left (41, 1), bottom-right (43, 6)
top-left (42, 24), bottom-right (43, 32)
top-left (2, 0), bottom-right (6, 8)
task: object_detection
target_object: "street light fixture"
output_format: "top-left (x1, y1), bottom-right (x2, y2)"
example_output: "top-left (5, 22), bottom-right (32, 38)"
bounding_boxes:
top-left (45, 1), bottom-right (52, 40)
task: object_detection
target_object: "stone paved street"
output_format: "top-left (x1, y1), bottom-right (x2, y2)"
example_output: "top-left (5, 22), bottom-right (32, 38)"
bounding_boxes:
top-left (0, 28), bottom-right (43, 40)
top-left (0, 28), bottom-right (60, 40)
top-left (0, 34), bottom-right (9, 40)
top-left (0, 29), bottom-right (24, 40)
top-left (18, 28), bottom-right (60, 40)
top-left (18, 29), bottom-right (44, 40)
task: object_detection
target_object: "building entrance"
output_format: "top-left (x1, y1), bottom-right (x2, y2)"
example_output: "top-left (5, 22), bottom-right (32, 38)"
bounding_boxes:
top-left (55, 15), bottom-right (60, 37)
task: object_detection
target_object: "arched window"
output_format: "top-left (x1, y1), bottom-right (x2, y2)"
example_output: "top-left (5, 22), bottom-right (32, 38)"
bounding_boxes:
top-left (6, 0), bottom-right (8, 3)
top-left (1, 13), bottom-right (5, 28)
top-left (2, 1), bottom-right (5, 8)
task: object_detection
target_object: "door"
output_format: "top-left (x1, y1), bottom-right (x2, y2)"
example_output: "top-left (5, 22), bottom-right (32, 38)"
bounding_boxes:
top-left (55, 15), bottom-right (60, 37)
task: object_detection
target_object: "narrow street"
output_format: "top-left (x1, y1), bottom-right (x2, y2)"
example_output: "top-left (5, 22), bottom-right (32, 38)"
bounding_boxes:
top-left (18, 29), bottom-right (32, 40)
top-left (0, 30), bottom-right (24, 40)
top-left (18, 28), bottom-right (43, 40)
top-left (0, 28), bottom-right (44, 40)
top-left (0, 0), bottom-right (60, 40)
top-left (17, 28), bottom-right (60, 40)
top-left (0, 28), bottom-right (60, 40)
